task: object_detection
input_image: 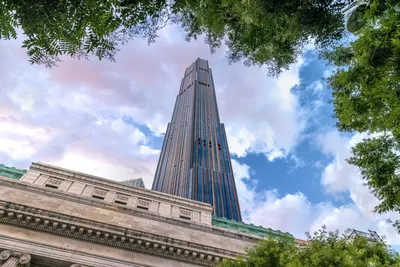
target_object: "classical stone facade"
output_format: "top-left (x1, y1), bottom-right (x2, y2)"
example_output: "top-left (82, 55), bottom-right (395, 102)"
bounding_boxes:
top-left (0, 162), bottom-right (295, 266)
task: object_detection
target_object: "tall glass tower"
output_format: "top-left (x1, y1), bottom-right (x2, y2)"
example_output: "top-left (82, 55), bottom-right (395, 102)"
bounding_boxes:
top-left (152, 58), bottom-right (242, 221)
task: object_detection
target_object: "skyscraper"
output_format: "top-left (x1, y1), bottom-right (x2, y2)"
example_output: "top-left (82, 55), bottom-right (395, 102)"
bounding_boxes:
top-left (152, 58), bottom-right (242, 221)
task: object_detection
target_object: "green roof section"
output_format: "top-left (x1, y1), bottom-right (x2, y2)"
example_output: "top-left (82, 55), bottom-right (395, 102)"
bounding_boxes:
top-left (0, 164), bottom-right (27, 180)
top-left (212, 216), bottom-right (294, 239)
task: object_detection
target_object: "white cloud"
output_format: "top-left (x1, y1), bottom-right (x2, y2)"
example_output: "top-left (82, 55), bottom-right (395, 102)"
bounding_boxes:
top-left (0, 40), bottom-right (160, 186)
top-left (317, 131), bottom-right (379, 210)
top-left (232, 159), bottom-right (319, 237)
top-left (0, 24), bottom-right (311, 188)
top-left (232, 157), bottom-right (400, 245)
top-left (138, 145), bottom-right (160, 156)
top-left (307, 80), bottom-right (324, 97)
top-left (218, 56), bottom-right (308, 160)
top-left (316, 130), bottom-right (400, 244)
top-left (51, 152), bottom-right (154, 188)
top-left (323, 68), bottom-right (334, 78)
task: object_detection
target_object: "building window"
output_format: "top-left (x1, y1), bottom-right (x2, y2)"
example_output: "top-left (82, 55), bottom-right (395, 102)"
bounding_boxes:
top-left (136, 198), bottom-right (151, 210)
top-left (114, 193), bottom-right (129, 205)
top-left (179, 208), bottom-right (192, 220)
top-left (199, 81), bottom-right (209, 87)
top-left (92, 188), bottom-right (108, 200)
top-left (44, 178), bottom-right (64, 189)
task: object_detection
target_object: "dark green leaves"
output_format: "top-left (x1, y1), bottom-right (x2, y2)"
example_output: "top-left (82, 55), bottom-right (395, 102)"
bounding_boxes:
top-left (0, 1), bottom-right (17, 40)
top-left (176, 0), bottom-right (347, 76)
top-left (1, 0), bottom-right (168, 66)
top-left (327, 1), bottom-right (400, 132)
top-left (1, 0), bottom-right (347, 73)
top-left (348, 135), bottom-right (400, 223)
top-left (325, 1), bottom-right (400, 232)
top-left (219, 235), bottom-right (298, 267)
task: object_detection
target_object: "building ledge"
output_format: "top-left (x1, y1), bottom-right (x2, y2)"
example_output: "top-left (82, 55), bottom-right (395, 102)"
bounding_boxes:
top-left (0, 200), bottom-right (237, 266)
top-left (0, 177), bottom-right (265, 244)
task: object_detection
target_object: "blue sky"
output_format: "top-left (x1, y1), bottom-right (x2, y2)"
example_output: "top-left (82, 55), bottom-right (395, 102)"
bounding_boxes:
top-left (1, 25), bottom-right (400, 249)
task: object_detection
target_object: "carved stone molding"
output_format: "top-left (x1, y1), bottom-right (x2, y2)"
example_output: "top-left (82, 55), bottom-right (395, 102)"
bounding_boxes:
top-left (0, 250), bottom-right (31, 267)
top-left (70, 263), bottom-right (142, 267)
top-left (0, 178), bottom-right (260, 244)
top-left (0, 201), bottom-right (238, 266)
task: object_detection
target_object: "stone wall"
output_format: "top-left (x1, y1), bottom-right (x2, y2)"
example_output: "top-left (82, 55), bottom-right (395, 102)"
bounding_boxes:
top-left (0, 165), bottom-right (262, 266)
top-left (20, 163), bottom-right (213, 225)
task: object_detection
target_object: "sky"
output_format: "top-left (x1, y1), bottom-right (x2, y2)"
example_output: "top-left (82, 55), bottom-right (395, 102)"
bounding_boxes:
top-left (1, 25), bottom-right (400, 250)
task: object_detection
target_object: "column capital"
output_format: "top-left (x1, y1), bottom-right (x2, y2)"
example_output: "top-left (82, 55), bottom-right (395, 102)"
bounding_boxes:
top-left (0, 250), bottom-right (31, 266)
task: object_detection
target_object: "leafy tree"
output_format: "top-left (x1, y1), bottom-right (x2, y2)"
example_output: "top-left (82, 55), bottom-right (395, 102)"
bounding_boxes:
top-left (294, 228), bottom-right (399, 267)
top-left (348, 136), bottom-right (400, 230)
top-left (324, 0), bottom-right (400, 231)
top-left (219, 227), bottom-right (400, 267)
top-left (0, 0), bottom-right (348, 74)
top-left (176, 0), bottom-right (348, 76)
top-left (218, 235), bottom-right (298, 267)
top-left (0, 0), bottom-right (169, 67)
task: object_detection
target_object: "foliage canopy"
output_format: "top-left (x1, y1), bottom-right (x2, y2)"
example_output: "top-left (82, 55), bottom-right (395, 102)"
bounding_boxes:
top-left (219, 227), bottom-right (400, 267)
top-left (0, 0), bottom-right (347, 74)
top-left (325, 0), bottom-right (400, 232)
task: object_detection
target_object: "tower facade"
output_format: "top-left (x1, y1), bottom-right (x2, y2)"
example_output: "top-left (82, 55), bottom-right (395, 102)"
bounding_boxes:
top-left (152, 58), bottom-right (242, 221)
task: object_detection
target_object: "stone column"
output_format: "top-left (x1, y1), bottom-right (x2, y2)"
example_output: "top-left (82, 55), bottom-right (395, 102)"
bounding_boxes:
top-left (0, 250), bottom-right (31, 267)
top-left (70, 264), bottom-right (94, 267)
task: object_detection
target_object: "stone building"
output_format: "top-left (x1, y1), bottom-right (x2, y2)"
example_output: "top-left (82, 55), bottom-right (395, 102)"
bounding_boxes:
top-left (0, 162), bottom-right (293, 267)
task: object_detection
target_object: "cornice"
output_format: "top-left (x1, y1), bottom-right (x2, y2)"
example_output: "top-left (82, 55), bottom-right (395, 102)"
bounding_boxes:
top-left (0, 235), bottom-right (152, 267)
top-left (0, 200), bottom-right (240, 266)
top-left (0, 178), bottom-right (262, 244)
top-left (30, 162), bottom-right (212, 213)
